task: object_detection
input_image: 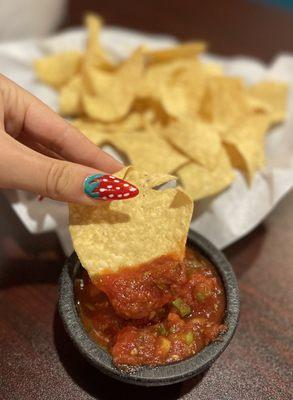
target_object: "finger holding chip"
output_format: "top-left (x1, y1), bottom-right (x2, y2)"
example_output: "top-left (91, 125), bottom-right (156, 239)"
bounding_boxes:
top-left (69, 167), bottom-right (193, 278)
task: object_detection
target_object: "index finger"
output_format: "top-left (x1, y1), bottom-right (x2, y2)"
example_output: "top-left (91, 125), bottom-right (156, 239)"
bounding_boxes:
top-left (2, 74), bottom-right (123, 173)
top-left (25, 100), bottom-right (123, 173)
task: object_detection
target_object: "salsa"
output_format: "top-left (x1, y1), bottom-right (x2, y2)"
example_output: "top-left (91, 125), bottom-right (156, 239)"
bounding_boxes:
top-left (75, 247), bottom-right (226, 366)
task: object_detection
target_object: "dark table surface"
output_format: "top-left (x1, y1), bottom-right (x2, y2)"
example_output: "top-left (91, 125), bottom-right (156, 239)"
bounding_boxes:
top-left (1, 1), bottom-right (293, 399)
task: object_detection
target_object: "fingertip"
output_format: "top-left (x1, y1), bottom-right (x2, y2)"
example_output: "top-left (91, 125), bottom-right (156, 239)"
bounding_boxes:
top-left (82, 173), bottom-right (139, 202)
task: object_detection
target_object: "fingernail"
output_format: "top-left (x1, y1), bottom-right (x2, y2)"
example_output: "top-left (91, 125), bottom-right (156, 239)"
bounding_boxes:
top-left (84, 173), bottom-right (139, 201)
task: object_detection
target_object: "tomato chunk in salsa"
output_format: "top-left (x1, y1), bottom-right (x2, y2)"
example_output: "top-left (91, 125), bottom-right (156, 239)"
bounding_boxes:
top-left (75, 247), bottom-right (226, 366)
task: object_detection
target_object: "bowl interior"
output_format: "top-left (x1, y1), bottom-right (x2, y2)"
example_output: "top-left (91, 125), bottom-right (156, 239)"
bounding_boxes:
top-left (59, 231), bottom-right (240, 386)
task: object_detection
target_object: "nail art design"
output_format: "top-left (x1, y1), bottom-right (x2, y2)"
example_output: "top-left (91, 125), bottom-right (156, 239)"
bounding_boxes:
top-left (84, 174), bottom-right (139, 201)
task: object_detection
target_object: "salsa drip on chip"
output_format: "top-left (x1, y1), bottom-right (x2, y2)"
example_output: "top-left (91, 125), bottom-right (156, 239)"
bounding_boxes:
top-left (35, 13), bottom-right (288, 199)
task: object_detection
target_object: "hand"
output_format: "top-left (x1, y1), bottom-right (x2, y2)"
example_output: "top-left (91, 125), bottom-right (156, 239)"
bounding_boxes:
top-left (0, 74), bottom-right (137, 204)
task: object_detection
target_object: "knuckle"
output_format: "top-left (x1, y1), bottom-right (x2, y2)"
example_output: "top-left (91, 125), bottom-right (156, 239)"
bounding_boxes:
top-left (45, 162), bottom-right (72, 199)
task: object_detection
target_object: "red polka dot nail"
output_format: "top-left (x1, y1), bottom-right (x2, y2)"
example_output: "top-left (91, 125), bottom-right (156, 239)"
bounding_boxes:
top-left (84, 173), bottom-right (139, 201)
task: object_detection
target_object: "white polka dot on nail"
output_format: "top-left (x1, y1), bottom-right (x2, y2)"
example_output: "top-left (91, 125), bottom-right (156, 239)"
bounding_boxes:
top-left (116, 187), bottom-right (121, 190)
top-left (109, 176), bottom-right (115, 179)
top-left (102, 196), bottom-right (107, 200)
top-left (100, 188), bottom-right (106, 192)
top-left (114, 179), bottom-right (120, 183)
top-left (107, 185), bottom-right (113, 188)
top-left (108, 194), bottom-right (114, 198)
top-left (102, 179), bottom-right (108, 182)
top-left (124, 193), bottom-right (130, 197)
top-left (123, 183), bottom-right (129, 187)
top-left (130, 187), bottom-right (136, 192)
top-left (118, 194), bottom-right (122, 198)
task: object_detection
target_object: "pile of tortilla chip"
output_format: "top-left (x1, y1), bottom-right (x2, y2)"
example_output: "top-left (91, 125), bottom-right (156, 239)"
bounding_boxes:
top-left (69, 167), bottom-right (193, 276)
top-left (35, 14), bottom-right (288, 201)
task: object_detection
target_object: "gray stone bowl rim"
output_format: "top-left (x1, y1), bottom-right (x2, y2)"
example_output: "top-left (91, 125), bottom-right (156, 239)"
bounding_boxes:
top-left (58, 230), bottom-right (240, 386)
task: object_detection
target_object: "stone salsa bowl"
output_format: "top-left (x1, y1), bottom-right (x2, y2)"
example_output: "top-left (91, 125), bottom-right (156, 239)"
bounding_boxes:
top-left (59, 231), bottom-right (240, 386)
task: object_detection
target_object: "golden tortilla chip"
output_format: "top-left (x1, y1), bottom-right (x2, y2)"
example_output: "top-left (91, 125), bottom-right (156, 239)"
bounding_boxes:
top-left (69, 167), bottom-right (193, 276)
top-left (59, 75), bottom-right (82, 116)
top-left (142, 49), bottom-right (212, 103)
top-left (132, 98), bottom-right (169, 127)
top-left (82, 48), bottom-right (144, 121)
top-left (248, 81), bottom-right (288, 124)
top-left (85, 13), bottom-right (103, 55)
top-left (200, 76), bottom-right (249, 137)
top-left (160, 61), bottom-right (207, 118)
top-left (109, 130), bottom-right (188, 174)
top-left (145, 42), bottom-right (207, 64)
top-left (35, 51), bottom-right (82, 88)
top-left (83, 13), bottom-right (113, 69)
top-left (246, 95), bottom-right (271, 115)
top-left (73, 109), bottom-right (154, 133)
top-left (223, 113), bottom-right (270, 183)
top-left (139, 60), bottom-right (172, 99)
top-left (162, 118), bottom-right (222, 170)
top-left (176, 150), bottom-right (234, 200)
top-left (203, 62), bottom-right (223, 77)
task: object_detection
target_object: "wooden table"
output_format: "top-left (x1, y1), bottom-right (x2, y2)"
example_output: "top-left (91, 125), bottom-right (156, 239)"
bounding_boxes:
top-left (1, 1), bottom-right (293, 399)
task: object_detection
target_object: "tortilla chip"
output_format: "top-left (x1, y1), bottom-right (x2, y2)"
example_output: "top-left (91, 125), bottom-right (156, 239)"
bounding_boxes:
top-left (248, 81), bottom-right (288, 124)
top-left (35, 51), bottom-right (82, 88)
top-left (109, 130), bottom-right (188, 174)
top-left (200, 76), bottom-right (249, 137)
top-left (203, 62), bottom-right (223, 77)
top-left (59, 75), bottom-right (82, 116)
top-left (69, 167), bottom-right (193, 276)
top-left (82, 48), bottom-right (144, 121)
top-left (162, 118), bottom-right (222, 170)
top-left (141, 59), bottom-right (206, 117)
top-left (223, 113), bottom-right (270, 183)
top-left (139, 61), bottom-right (172, 99)
top-left (246, 95), bottom-right (271, 115)
top-left (145, 42), bottom-right (207, 64)
top-left (160, 61), bottom-right (207, 118)
top-left (83, 13), bottom-right (113, 69)
top-left (75, 109), bottom-right (157, 133)
top-left (176, 150), bottom-right (234, 200)
top-left (85, 13), bottom-right (103, 54)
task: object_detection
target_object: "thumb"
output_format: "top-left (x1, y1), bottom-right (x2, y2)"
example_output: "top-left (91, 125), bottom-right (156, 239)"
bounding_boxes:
top-left (0, 133), bottom-right (138, 205)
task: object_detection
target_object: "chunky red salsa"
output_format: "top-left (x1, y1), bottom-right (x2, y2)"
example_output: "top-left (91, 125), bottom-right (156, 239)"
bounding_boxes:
top-left (75, 247), bottom-right (226, 366)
